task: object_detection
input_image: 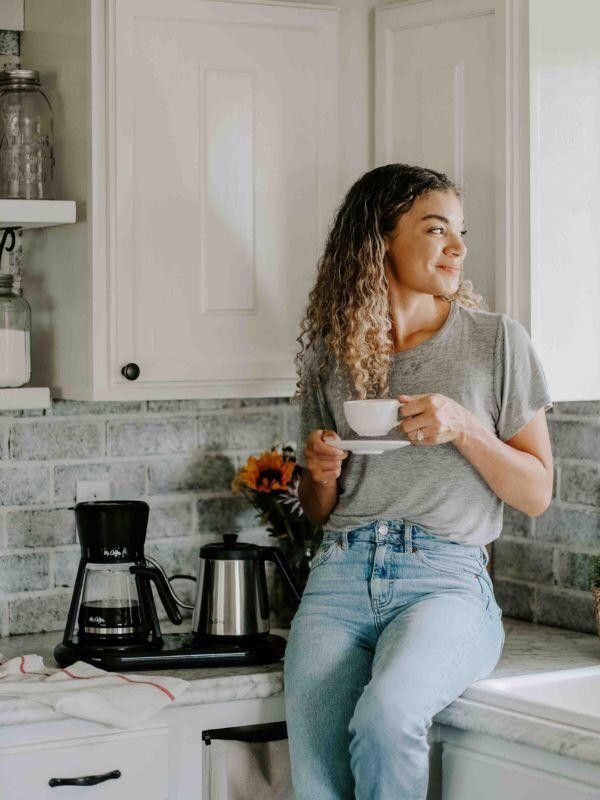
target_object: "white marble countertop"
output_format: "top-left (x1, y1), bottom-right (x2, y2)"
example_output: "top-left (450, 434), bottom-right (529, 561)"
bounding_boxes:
top-left (0, 618), bottom-right (599, 765)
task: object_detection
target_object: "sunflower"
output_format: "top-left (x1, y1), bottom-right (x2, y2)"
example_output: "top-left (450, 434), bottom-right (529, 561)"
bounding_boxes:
top-left (232, 449), bottom-right (296, 494)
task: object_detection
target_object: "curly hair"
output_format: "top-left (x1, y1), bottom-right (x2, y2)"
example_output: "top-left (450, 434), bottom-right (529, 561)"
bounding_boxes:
top-left (290, 163), bottom-right (488, 408)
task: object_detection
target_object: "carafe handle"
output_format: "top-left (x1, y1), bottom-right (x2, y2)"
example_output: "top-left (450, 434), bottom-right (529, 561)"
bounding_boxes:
top-left (130, 565), bottom-right (183, 625)
top-left (260, 547), bottom-right (302, 611)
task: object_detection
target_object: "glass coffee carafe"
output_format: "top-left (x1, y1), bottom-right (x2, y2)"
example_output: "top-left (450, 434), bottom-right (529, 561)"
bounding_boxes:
top-left (78, 562), bottom-right (145, 640)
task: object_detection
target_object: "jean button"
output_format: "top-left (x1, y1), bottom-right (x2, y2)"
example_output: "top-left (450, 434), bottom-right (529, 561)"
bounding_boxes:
top-left (377, 523), bottom-right (388, 535)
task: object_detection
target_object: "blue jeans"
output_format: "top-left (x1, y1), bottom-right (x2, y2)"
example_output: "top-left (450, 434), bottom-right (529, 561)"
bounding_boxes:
top-left (283, 520), bottom-right (505, 800)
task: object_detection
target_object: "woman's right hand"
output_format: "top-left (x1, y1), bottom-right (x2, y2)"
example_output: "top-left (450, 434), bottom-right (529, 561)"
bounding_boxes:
top-left (304, 430), bottom-right (348, 485)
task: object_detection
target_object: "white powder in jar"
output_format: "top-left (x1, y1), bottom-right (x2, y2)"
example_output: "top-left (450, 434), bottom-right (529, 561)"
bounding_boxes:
top-left (0, 328), bottom-right (30, 387)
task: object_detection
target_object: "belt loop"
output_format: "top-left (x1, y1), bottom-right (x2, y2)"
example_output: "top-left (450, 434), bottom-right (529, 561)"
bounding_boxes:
top-left (341, 530), bottom-right (349, 550)
top-left (405, 520), bottom-right (415, 553)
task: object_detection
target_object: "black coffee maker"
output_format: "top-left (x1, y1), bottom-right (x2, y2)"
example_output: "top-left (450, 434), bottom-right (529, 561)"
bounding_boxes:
top-left (55, 500), bottom-right (302, 671)
top-left (54, 501), bottom-right (184, 666)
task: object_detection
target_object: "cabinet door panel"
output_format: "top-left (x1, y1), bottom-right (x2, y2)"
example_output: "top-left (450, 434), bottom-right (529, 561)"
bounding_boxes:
top-left (110, 0), bottom-right (338, 391)
top-left (443, 744), bottom-right (600, 800)
top-left (376, 0), bottom-right (496, 309)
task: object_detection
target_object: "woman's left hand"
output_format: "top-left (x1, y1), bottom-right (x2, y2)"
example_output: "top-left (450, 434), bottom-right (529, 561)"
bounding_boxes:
top-left (397, 394), bottom-right (473, 446)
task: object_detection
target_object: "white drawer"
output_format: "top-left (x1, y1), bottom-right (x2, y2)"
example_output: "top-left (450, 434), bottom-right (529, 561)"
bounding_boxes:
top-left (0, 727), bottom-right (169, 800)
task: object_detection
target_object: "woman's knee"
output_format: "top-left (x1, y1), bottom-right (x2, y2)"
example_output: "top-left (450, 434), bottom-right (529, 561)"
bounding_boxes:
top-left (348, 684), bottom-right (431, 748)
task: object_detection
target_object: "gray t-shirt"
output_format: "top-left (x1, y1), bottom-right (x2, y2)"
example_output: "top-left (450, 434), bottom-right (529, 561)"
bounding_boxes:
top-left (295, 302), bottom-right (553, 544)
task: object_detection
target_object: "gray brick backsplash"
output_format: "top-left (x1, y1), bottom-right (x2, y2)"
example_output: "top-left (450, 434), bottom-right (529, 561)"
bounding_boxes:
top-left (53, 549), bottom-right (80, 589)
top-left (146, 539), bottom-right (203, 580)
top-left (51, 400), bottom-right (146, 416)
top-left (494, 539), bottom-right (554, 583)
top-left (9, 593), bottom-right (72, 635)
top-left (6, 508), bottom-right (76, 548)
top-left (9, 421), bottom-right (103, 461)
top-left (502, 505), bottom-right (532, 538)
top-left (198, 411), bottom-right (282, 452)
top-left (196, 495), bottom-right (257, 534)
top-left (558, 551), bottom-right (596, 591)
top-left (1, 343), bottom-right (599, 637)
top-left (146, 500), bottom-right (193, 539)
top-left (54, 461), bottom-right (146, 502)
top-left (561, 462), bottom-right (600, 507)
top-left (556, 401), bottom-right (600, 416)
top-left (107, 418), bottom-right (196, 456)
top-left (239, 398), bottom-right (290, 408)
top-left (494, 579), bottom-right (534, 622)
top-left (0, 553), bottom-right (49, 592)
top-left (148, 454), bottom-right (235, 493)
top-left (536, 589), bottom-right (596, 634)
top-left (284, 407), bottom-right (300, 444)
top-left (148, 399), bottom-right (238, 412)
top-left (535, 505), bottom-right (600, 548)
top-left (0, 465), bottom-right (50, 505)
top-left (547, 419), bottom-right (600, 460)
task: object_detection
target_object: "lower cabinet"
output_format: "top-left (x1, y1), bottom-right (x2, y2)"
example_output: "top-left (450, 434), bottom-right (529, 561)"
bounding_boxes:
top-left (0, 727), bottom-right (168, 799)
top-left (0, 694), bottom-right (286, 799)
top-left (438, 725), bottom-right (600, 800)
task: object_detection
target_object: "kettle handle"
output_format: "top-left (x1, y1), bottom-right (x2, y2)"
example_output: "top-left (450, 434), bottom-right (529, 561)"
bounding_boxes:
top-left (260, 547), bottom-right (302, 605)
top-left (130, 565), bottom-right (183, 625)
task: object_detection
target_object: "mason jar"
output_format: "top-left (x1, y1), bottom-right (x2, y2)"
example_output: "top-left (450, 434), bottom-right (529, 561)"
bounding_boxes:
top-left (0, 272), bottom-right (31, 387)
top-left (0, 69), bottom-right (55, 199)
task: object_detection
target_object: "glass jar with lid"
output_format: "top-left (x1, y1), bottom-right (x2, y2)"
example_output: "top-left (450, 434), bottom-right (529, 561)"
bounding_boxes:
top-left (0, 69), bottom-right (55, 199)
top-left (0, 272), bottom-right (31, 387)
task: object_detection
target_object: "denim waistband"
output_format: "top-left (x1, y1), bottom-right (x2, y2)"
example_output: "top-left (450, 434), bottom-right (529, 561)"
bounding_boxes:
top-left (322, 520), bottom-right (483, 556)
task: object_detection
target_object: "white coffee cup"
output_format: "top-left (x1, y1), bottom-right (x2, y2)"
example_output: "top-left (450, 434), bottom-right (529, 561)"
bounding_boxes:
top-left (343, 399), bottom-right (402, 437)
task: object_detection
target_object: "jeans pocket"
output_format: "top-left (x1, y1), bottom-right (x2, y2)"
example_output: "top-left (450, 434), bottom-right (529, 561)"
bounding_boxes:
top-left (309, 539), bottom-right (340, 570)
top-left (414, 542), bottom-right (484, 577)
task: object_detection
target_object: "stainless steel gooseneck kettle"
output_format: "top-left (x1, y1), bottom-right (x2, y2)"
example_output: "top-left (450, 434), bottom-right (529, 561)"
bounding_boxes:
top-left (191, 533), bottom-right (301, 639)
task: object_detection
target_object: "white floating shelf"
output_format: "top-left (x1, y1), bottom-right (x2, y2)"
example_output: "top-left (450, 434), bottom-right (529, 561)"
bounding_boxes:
top-left (0, 200), bottom-right (76, 229)
top-left (0, 387), bottom-right (51, 410)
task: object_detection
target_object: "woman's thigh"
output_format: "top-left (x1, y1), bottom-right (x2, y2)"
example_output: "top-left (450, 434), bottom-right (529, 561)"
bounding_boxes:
top-left (353, 524), bottom-right (505, 733)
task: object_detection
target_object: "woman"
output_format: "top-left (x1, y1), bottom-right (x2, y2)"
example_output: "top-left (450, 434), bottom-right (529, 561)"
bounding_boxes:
top-left (284, 163), bottom-right (553, 800)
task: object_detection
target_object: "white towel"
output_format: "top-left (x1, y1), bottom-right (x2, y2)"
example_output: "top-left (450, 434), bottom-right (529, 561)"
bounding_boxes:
top-left (0, 653), bottom-right (189, 728)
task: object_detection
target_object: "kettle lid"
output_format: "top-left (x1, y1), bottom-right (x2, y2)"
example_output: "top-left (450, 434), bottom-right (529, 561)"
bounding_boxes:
top-left (200, 533), bottom-right (263, 560)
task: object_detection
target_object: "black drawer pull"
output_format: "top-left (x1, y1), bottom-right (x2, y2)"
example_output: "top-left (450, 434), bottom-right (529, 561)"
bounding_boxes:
top-left (49, 769), bottom-right (121, 787)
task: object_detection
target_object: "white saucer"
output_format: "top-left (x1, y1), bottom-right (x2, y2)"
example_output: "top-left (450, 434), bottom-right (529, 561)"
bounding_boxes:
top-left (324, 438), bottom-right (412, 455)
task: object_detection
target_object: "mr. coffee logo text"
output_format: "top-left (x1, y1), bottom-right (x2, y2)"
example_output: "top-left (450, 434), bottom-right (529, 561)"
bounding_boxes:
top-left (103, 548), bottom-right (123, 558)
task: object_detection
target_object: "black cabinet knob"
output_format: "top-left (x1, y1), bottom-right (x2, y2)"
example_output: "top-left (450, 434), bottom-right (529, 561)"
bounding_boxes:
top-left (121, 363), bottom-right (140, 381)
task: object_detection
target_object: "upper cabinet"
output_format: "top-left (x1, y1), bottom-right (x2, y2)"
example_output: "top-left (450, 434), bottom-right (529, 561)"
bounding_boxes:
top-left (376, 0), bottom-right (600, 401)
top-left (528, 0), bottom-right (600, 402)
top-left (21, 0), bottom-right (338, 400)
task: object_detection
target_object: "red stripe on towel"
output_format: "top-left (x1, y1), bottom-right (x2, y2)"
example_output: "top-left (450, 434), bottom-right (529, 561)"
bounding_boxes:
top-left (18, 655), bottom-right (48, 676)
top-left (61, 667), bottom-right (175, 701)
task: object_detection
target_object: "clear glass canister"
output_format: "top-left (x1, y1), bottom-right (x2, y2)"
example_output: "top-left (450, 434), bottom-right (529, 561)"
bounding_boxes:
top-left (0, 273), bottom-right (31, 387)
top-left (0, 69), bottom-right (54, 199)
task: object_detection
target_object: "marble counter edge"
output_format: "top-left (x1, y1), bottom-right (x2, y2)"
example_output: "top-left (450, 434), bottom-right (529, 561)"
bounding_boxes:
top-left (433, 696), bottom-right (600, 767)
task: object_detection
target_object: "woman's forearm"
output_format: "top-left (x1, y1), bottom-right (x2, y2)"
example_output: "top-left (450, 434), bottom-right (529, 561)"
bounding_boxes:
top-left (298, 471), bottom-right (339, 525)
top-left (453, 415), bottom-right (552, 516)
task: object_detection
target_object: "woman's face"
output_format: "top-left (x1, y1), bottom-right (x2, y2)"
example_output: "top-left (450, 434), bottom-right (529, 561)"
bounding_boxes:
top-left (384, 189), bottom-right (467, 296)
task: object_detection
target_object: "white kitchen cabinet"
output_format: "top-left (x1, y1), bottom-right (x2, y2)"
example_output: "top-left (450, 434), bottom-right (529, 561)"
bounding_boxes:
top-left (376, 0), bottom-right (600, 402)
top-left (0, 694), bottom-right (286, 799)
top-left (439, 726), bottom-right (600, 800)
top-left (20, 0), bottom-right (338, 401)
top-left (375, 0), bottom-right (498, 312)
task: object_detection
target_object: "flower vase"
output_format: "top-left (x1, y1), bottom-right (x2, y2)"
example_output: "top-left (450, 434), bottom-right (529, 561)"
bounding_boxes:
top-left (270, 539), bottom-right (315, 628)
